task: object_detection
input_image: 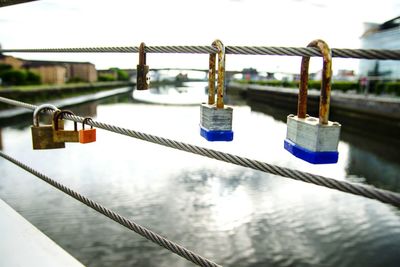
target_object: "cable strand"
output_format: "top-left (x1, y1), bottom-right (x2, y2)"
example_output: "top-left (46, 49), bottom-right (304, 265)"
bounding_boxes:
top-left (1, 46), bottom-right (400, 60)
top-left (0, 150), bottom-right (221, 267)
top-left (1, 96), bottom-right (400, 207)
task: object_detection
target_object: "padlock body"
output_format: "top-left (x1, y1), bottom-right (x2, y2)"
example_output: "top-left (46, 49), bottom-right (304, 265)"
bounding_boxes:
top-left (79, 129), bottom-right (96, 144)
top-left (31, 125), bottom-right (65, 150)
top-left (53, 130), bottom-right (80, 142)
top-left (136, 64), bottom-right (150, 90)
top-left (284, 114), bottom-right (341, 164)
top-left (200, 104), bottom-right (233, 141)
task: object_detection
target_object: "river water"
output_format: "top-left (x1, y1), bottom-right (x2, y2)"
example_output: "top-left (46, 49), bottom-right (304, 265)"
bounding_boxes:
top-left (0, 83), bottom-right (399, 267)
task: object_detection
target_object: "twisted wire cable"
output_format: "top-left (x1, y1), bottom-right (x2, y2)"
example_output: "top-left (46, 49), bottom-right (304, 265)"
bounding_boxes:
top-left (0, 150), bottom-right (221, 267)
top-left (1, 46), bottom-right (400, 60)
top-left (0, 0), bottom-right (37, 7)
top-left (1, 96), bottom-right (400, 207)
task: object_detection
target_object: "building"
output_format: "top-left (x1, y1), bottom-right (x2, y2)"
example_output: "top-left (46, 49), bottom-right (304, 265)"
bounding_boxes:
top-left (359, 16), bottom-right (400, 80)
top-left (23, 60), bottom-right (97, 84)
top-left (0, 54), bottom-right (97, 84)
top-left (0, 54), bottom-right (24, 69)
top-left (23, 61), bottom-right (67, 85)
top-left (65, 62), bottom-right (97, 83)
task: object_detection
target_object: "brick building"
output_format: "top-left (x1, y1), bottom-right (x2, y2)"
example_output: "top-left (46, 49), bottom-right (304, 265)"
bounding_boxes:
top-left (0, 54), bottom-right (97, 84)
top-left (23, 61), bottom-right (67, 85)
top-left (0, 54), bottom-right (24, 69)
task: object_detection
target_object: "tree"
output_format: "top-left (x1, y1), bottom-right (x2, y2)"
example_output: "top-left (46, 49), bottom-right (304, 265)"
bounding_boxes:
top-left (0, 64), bottom-right (12, 74)
top-left (0, 69), bottom-right (41, 85)
top-left (98, 74), bottom-right (116, 82)
top-left (26, 71), bottom-right (41, 85)
top-left (1, 69), bottom-right (27, 85)
top-left (109, 68), bottom-right (129, 81)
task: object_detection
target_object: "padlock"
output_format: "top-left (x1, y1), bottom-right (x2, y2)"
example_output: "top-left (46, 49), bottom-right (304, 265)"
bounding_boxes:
top-left (284, 39), bottom-right (341, 164)
top-left (53, 110), bottom-right (80, 143)
top-left (136, 42), bottom-right (150, 90)
top-left (200, 39), bottom-right (234, 141)
top-left (31, 104), bottom-right (65, 150)
top-left (79, 117), bottom-right (96, 144)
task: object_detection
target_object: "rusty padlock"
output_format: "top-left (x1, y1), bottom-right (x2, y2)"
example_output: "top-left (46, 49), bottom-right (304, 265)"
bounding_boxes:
top-left (79, 117), bottom-right (96, 144)
top-left (199, 39), bottom-right (233, 141)
top-left (136, 42), bottom-right (150, 90)
top-left (53, 110), bottom-right (80, 143)
top-left (284, 39), bottom-right (341, 164)
top-left (31, 104), bottom-right (65, 150)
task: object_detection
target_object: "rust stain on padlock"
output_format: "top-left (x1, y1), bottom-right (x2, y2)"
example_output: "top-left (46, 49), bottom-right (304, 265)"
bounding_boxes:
top-left (297, 39), bottom-right (332, 125)
top-left (31, 104), bottom-right (65, 150)
top-left (212, 40), bottom-right (226, 109)
top-left (53, 110), bottom-right (80, 142)
top-left (208, 53), bottom-right (216, 105)
top-left (137, 42), bottom-right (150, 90)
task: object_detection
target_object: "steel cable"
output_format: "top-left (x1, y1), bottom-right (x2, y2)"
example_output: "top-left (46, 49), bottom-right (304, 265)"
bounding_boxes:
top-left (0, 0), bottom-right (37, 7)
top-left (1, 96), bottom-right (400, 207)
top-left (0, 150), bottom-right (221, 267)
top-left (1, 46), bottom-right (400, 60)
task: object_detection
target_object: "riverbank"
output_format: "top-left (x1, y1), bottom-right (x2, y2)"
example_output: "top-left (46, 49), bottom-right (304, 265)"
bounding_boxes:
top-left (228, 81), bottom-right (400, 155)
top-left (228, 82), bottom-right (400, 118)
top-left (0, 87), bottom-right (132, 125)
top-left (0, 81), bottom-right (134, 110)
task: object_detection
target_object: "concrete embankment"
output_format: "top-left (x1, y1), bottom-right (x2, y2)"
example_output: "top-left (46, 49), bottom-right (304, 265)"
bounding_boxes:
top-left (228, 82), bottom-right (400, 148)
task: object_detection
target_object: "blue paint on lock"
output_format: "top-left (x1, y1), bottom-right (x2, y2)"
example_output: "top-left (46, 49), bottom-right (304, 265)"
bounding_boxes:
top-left (284, 139), bottom-right (338, 164)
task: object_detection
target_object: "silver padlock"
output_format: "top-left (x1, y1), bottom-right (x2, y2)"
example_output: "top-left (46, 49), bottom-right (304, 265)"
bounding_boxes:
top-left (200, 39), bottom-right (233, 141)
top-left (284, 39), bottom-right (341, 164)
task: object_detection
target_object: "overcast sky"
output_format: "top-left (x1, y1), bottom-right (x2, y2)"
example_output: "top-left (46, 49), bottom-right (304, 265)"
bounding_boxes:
top-left (0, 0), bottom-right (399, 74)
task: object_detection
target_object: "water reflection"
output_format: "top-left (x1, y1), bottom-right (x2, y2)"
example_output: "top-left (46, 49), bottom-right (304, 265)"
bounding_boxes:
top-left (247, 99), bottom-right (400, 192)
top-left (0, 87), bottom-right (399, 267)
top-left (133, 81), bottom-right (207, 105)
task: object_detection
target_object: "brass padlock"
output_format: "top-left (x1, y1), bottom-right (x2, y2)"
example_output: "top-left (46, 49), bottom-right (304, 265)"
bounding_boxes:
top-left (79, 117), bottom-right (96, 144)
top-left (136, 42), bottom-right (150, 90)
top-left (53, 110), bottom-right (80, 143)
top-left (31, 104), bottom-right (65, 150)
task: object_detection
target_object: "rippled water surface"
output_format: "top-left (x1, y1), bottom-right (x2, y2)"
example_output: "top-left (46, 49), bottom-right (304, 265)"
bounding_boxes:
top-left (0, 85), bottom-right (399, 267)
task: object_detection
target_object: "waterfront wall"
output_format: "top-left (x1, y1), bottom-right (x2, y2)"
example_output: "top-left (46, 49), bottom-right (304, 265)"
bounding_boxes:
top-left (228, 82), bottom-right (400, 148)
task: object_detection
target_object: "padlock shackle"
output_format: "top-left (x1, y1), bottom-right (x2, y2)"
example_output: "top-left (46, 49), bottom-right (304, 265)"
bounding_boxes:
top-left (33, 104), bottom-right (59, 127)
top-left (82, 117), bottom-right (94, 130)
top-left (208, 53), bottom-right (216, 105)
top-left (139, 42), bottom-right (146, 65)
top-left (212, 39), bottom-right (226, 109)
top-left (297, 39), bottom-right (332, 125)
top-left (54, 110), bottom-right (77, 131)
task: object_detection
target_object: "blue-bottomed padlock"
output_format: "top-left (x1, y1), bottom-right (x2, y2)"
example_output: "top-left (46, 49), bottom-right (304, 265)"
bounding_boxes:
top-left (200, 39), bottom-right (233, 141)
top-left (284, 39), bottom-right (341, 164)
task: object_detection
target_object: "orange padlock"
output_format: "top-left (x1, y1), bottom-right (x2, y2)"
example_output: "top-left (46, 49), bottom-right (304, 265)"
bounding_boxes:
top-left (79, 117), bottom-right (96, 144)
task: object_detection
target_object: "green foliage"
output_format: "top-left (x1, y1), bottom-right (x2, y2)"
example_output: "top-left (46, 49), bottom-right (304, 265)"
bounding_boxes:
top-left (109, 68), bottom-right (129, 81)
top-left (98, 74), bottom-right (116, 82)
top-left (0, 64), bottom-right (12, 74)
top-left (331, 81), bottom-right (358, 92)
top-left (26, 71), bottom-right (41, 85)
top-left (382, 82), bottom-right (400, 96)
top-left (116, 69), bottom-right (129, 81)
top-left (0, 69), bottom-right (42, 86)
top-left (67, 77), bottom-right (84, 83)
top-left (1, 69), bottom-right (27, 85)
top-left (0, 64), bottom-right (41, 86)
